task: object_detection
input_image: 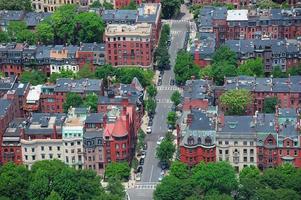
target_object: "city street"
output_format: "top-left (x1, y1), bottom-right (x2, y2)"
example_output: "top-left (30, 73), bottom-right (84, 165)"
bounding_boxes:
top-left (127, 11), bottom-right (190, 200)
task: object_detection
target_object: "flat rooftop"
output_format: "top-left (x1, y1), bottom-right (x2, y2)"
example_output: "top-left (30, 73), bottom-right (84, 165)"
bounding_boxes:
top-left (105, 23), bottom-right (151, 37)
top-left (227, 10), bottom-right (248, 21)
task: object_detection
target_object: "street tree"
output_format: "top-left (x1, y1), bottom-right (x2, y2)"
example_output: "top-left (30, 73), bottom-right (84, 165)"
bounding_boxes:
top-left (106, 178), bottom-right (126, 199)
top-left (238, 166), bottom-right (262, 200)
top-left (115, 68), bottom-right (154, 87)
top-left (83, 93), bottom-right (98, 112)
top-left (212, 62), bottom-right (237, 86)
top-left (20, 70), bottom-right (47, 85)
top-left (45, 191), bottom-right (63, 200)
top-left (147, 85), bottom-right (157, 98)
top-left (170, 161), bottom-right (190, 179)
top-left (77, 64), bottom-right (95, 79)
top-left (63, 92), bottom-right (83, 113)
top-left (90, 1), bottom-right (102, 8)
top-left (145, 98), bottom-right (157, 114)
top-left (191, 162), bottom-right (238, 195)
top-left (237, 58), bottom-right (264, 77)
top-left (105, 162), bottom-right (130, 181)
top-left (161, 0), bottom-right (182, 19)
top-left (103, 1), bottom-right (114, 9)
top-left (263, 97), bottom-right (279, 113)
top-left (137, 129), bottom-right (146, 150)
top-left (170, 91), bottom-right (181, 106)
top-left (220, 89), bottom-right (252, 115)
top-left (167, 111), bottom-right (177, 127)
top-left (174, 50), bottom-right (200, 85)
top-left (156, 139), bottom-right (176, 163)
top-left (204, 193), bottom-right (233, 200)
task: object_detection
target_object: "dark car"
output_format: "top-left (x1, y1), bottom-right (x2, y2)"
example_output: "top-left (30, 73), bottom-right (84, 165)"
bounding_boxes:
top-left (157, 79), bottom-right (162, 86)
top-left (137, 166), bottom-right (143, 173)
top-left (148, 119), bottom-right (153, 126)
top-left (160, 70), bottom-right (164, 75)
top-left (139, 158), bottom-right (145, 165)
top-left (170, 79), bottom-right (175, 86)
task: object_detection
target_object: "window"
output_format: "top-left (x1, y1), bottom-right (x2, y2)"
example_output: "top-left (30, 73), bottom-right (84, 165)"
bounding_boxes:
top-left (243, 141), bottom-right (247, 145)
top-left (225, 141), bottom-right (229, 145)
top-left (286, 141), bottom-right (290, 147)
top-left (250, 157), bottom-right (254, 162)
top-left (65, 149), bottom-right (68, 153)
top-left (250, 149), bottom-right (254, 154)
top-left (116, 144), bottom-right (120, 149)
top-left (32, 148), bottom-right (35, 152)
top-left (49, 146), bottom-right (52, 151)
top-left (66, 156), bottom-right (69, 163)
top-left (32, 155), bottom-right (36, 160)
top-left (41, 154), bottom-right (45, 159)
top-left (71, 142), bottom-right (74, 146)
top-left (280, 150), bottom-right (282, 155)
top-left (287, 150), bottom-right (290, 155)
top-left (250, 141), bottom-right (254, 146)
top-left (58, 154), bottom-right (61, 158)
top-left (234, 141), bottom-right (238, 145)
top-left (225, 150), bottom-right (229, 155)
top-left (219, 150), bottom-right (223, 155)
top-left (122, 143), bottom-right (126, 149)
top-left (71, 149), bottom-right (75, 154)
top-left (41, 146), bottom-right (44, 151)
top-left (218, 141), bottom-right (222, 145)
top-left (243, 149), bottom-right (247, 154)
top-left (57, 146), bottom-right (60, 151)
top-left (77, 141), bottom-right (81, 145)
top-left (25, 155), bottom-right (28, 160)
top-left (49, 154), bottom-right (53, 159)
top-left (244, 157), bottom-right (247, 162)
top-left (294, 150), bottom-right (298, 156)
top-left (24, 148), bottom-right (27, 152)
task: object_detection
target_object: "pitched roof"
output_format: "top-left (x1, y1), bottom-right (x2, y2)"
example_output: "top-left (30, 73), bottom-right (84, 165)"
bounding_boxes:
top-left (111, 117), bottom-right (128, 137)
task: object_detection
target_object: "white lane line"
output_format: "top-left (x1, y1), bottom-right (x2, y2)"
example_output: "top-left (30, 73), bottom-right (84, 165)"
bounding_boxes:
top-left (149, 165), bottom-right (154, 182)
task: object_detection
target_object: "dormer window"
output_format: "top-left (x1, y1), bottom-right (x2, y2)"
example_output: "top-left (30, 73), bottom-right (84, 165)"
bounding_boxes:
top-left (188, 136), bottom-right (194, 145)
top-left (268, 139), bottom-right (273, 145)
top-left (197, 137), bottom-right (202, 144)
top-left (205, 136), bottom-right (212, 145)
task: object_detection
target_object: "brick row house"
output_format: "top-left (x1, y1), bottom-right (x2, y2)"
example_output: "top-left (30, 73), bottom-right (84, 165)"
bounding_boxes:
top-left (0, 43), bottom-right (105, 77)
top-left (192, 7), bottom-right (301, 69)
top-left (191, 0), bottom-right (254, 9)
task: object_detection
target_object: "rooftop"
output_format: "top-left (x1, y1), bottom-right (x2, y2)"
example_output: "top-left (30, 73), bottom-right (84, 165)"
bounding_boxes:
top-left (137, 3), bottom-right (161, 23)
top-left (0, 99), bottom-right (11, 117)
top-left (227, 10), bottom-right (249, 21)
top-left (0, 75), bottom-right (17, 91)
top-left (54, 78), bottom-right (102, 93)
top-left (102, 9), bottom-right (137, 22)
top-left (105, 23), bottom-right (151, 37)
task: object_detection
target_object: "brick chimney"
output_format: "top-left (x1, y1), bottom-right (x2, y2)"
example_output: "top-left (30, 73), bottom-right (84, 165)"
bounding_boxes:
top-left (103, 114), bottom-right (107, 128)
top-left (52, 124), bottom-right (57, 139)
top-left (187, 113), bottom-right (193, 126)
top-left (122, 97), bottom-right (129, 107)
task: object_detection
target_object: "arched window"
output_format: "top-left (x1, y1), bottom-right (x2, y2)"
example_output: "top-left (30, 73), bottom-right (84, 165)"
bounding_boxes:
top-left (197, 137), bottom-right (202, 144)
top-left (188, 136), bottom-right (194, 145)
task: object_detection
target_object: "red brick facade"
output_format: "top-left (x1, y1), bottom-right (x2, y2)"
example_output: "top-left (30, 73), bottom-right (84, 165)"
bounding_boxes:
top-left (180, 146), bottom-right (216, 167)
top-left (115, 0), bottom-right (142, 9)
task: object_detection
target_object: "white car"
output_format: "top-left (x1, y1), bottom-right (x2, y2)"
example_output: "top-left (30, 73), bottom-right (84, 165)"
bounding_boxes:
top-left (158, 172), bottom-right (165, 181)
top-left (141, 151), bottom-right (146, 159)
top-left (135, 173), bottom-right (141, 181)
top-left (157, 137), bottom-right (164, 145)
top-left (146, 126), bottom-right (152, 134)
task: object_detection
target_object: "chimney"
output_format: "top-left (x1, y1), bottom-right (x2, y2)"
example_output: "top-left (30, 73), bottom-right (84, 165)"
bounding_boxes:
top-left (187, 113), bottom-right (193, 126)
top-left (52, 124), bottom-right (57, 139)
top-left (20, 127), bottom-right (25, 139)
top-left (219, 112), bottom-right (225, 127)
top-left (122, 105), bottom-right (127, 116)
top-left (126, 113), bottom-right (130, 132)
top-left (103, 114), bottom-right (107, 128)
top-left (275, 105), bottom-right (279, 133)
top-left (122, 97), bottom-right (129, 107)
top-left (191, 75), bottom-right (195, 80)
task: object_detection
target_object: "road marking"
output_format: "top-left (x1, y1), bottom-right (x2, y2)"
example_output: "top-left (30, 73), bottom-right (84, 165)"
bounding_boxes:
top-left (149, 165), bottom-right (154, 182)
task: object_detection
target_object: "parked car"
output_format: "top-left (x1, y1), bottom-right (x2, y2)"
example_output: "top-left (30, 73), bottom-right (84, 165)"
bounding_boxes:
top-left (148, 119), bottom-right (153, 126)
top-left (168, 124), bottom-right (174, 132)
top-left (160, 161), bottom-right (169, 170)
top-left (141, 151), bottom-right (146, 159)
top-left (137, 166), bottom-right (143, 173)
top-left (146, 126), bottom-right (152, 134)
top-left (158, 171), bottom-right (165, 181)
top-left (135, 172), bottom-right (141, 181)
top-left (170, 79), bottom-right (175, 86)
top-left (139, 158), bottom-right (145, 165)
top-left (157, 79), bottom-right (162, 86)
top-left (143, 143), bottom-right (148, 150)
top-left (157, 136), bottom-right (164, 145)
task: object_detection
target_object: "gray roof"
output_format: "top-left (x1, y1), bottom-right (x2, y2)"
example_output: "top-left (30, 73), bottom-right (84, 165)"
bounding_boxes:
top-left (24, 12), bottom-right (51, 27)
top-left (190, 109), bottom-right (214, 131)
top-left (14, 82), bottom-right (29, 96)
top-left (3, 118), bottom-right (25, 137)
top-left (224, 75), bottom-right (301, 93)
top-left (102, 10), bottom-right (137, 22)
top-left (54, 78), bottom-right (102, 93)
top-left (79, 43), bottom-right (105, 52)
top-left (191, 32), bottom-right (216, 59)
top-left (137, 3), bottom-right (161, 23)
top-left (183, 79), bottom-right (214, 104)
top-left (0, 99), bottom-right (11, 117)
top-left (85, 113), bottom-right (104, 124)
top-left (84, 129), bottom-right (103, 138)
top-left (0, 75), bottom-right (17, 91)
top-left (0, 10), bottom-right (25, 21)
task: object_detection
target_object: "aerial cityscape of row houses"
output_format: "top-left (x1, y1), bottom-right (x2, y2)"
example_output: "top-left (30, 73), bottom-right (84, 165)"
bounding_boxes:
top-left (1, 0), bottom-right (301, 199)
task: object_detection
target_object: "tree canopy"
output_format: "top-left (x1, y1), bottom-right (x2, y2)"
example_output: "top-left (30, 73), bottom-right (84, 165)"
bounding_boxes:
top-left (7, 21), bottom-right (36, 44)
top-left (105, 162), bottom-right (131, 181)
top-left (20, 70), bottom-right (47, 85)
top-left (161, 0), bottom-right (182, 19)
top-left (155, 24), bottom-right (170, 70)
top-left (147, 84), bottom-right (157, 98)
top-left (0, 160), bottom-right (121, 200)
top-left (145, 98), bottom-right (157, 114)
top-left (83, 93), bottom-right (98, 112)
top-left (156, 137), bottom-right (176, 164)
top-left (0, 0), bottom-right (32, 11)
top-left (174, 50), bottom-right (200, 85)
top-left (167, 111), bottom-right (177, 127)
top-left (263, 97), bottom-right (279, 113)
top-left (220, 89), bottom-right (252, 115)
top-left (170, 91), bottom-right (181, 106)
top-left (237, 58), bottom-right (264, 77)
top-left (63, 92), bottom-right (84, 113)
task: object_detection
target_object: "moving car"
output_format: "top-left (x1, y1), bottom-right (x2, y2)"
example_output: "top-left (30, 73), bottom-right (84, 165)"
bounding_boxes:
top-left (146, 126), bottom-right (152, 134)
top-left (157, 136), bottom-right (164, 145)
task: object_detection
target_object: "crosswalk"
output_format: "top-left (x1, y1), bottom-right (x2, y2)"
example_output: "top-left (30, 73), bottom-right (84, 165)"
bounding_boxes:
top-left (156, 99), bottom-right (172, 104)
top-left (171, 30), bottom-right (183, 35)
top-left (134, 182), bottom-right (159, 190)
top-left (157, 86), bottom-right (179, 91)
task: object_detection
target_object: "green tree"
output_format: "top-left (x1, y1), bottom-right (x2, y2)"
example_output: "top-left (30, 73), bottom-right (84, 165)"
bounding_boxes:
top-left (137, 129), bottom-right (146, 150)
top-left (238, 166), bottom-right (262, 200)
top-left (174, 50), bottom-right (200, 85)
top-left (145, 98), bottom-right (157, 114)
top-left (167, 111), bottom-right (177, 127)
top-left (116, 68), bottom-right (154, 88)
top-left (156, 139), bottom-right (175, 163)
top-left (106, 178), bottom-right (125, 199)
top-left (204, 193), bottom-right (233, 200)
top-left (272, 66), bottom-right (287, 78)
top-left (238, 58), bottom-right (264, 77)
top-left (103, 1), bottom-right (114, 9)
top-left (212, 45), bottom-right (237, 66)
top-left (95, 64), bottom-right (116, 79)
top-left (36, 21), bottom-right (54, 44)
top-left (45, 191), bottom-right (63, 200)
top-left (170, 161), bottom-right (190, 179)
top-left (0, 163), bottom-right (29, 200)
top-left (74, 12), bottom-right (105, 43)
top-left (0, 0), bottom-right (32, 11)
top-left (20, 70), bottom-right (47, 85)
top-left (220, 89), bottom-right (252, 115)
top-left (105, 162), bottom-right (130, 181)
top-left (90, 1), bottom-right (102, 8)
top-left (211, 62), bottom-right (237, 86)
top-left (147, 84), bottom-right (157, 98)
top-left (170, 91), bottom-right (181, 106)
top-left (83, 93), bottom-right (98, 112)
top-left (263, 97), bottom-right (279, 113)
top-left (49, 70), bottom-right (77, 83)
top-left (191, 162), bottom-right (238, 195)
top-left (0, 31), bottom-right (9, 43)
top-left (7, 21), bottom-right (36, 44)
top-left (63, 92), bottom-right (83, 113)
top-left (77, 65), bottom-right (95, 79)
top-left (256, 0), bottom-right (282, 9)
top-left (287, 65), bottom-right (301, 76)
top-left (161, 0), bottom-right (182, 19)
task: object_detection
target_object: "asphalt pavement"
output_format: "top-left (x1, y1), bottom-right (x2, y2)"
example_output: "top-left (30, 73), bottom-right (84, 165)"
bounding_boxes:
top-left (127, 7), bottom-right (190, 200)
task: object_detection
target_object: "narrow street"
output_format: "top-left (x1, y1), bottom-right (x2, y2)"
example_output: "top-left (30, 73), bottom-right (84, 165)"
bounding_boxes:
top-left (127, 5), bottom-right (191, 199)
